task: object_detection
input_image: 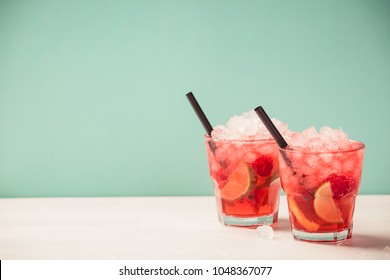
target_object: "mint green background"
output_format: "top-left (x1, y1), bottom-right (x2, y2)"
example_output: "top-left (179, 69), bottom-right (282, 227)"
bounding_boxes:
top-left (0, 0), bottom-right (389, 197)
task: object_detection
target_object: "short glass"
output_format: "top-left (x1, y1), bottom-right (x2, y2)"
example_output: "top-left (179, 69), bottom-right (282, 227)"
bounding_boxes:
top-left (278, 141), bottom-right (365, 242)
top-left (205, 135), bottom-right (281, 227)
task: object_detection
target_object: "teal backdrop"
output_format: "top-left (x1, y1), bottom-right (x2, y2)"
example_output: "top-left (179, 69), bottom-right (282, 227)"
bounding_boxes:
top-left (0, 0), bottom-right (389, 197)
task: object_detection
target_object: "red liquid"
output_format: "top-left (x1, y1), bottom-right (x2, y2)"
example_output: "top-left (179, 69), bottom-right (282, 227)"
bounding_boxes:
top-left (279, 143), bottom-right (365, 239)
top-left (219, 177), bottom-right (280, 217)
top-left (206, 137), bottom-right (280, 225)
top-left (286, 192), bottom-right (356, 233)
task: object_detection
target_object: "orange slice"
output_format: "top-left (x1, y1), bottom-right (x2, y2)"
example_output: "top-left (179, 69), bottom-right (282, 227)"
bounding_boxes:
top-left (220, 161), bottom-right (254, 201)
top-left (314, 182), bottom-right (343, 223)
top-left (288, 196), bottom-right (320, 232)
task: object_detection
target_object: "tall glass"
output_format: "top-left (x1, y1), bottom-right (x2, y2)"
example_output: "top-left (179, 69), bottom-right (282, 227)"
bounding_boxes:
top-left (205, 136), bottom-right (281, 227)
top-left (278, 142), bottom-right (365, 241)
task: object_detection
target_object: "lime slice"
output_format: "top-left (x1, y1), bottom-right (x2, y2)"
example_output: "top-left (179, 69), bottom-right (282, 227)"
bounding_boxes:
top-left (220, 161), bottom-right (254, 201)
top-left (314, 182), bottom-right (343, 223)
top-left (270, 178), bottom-right (281, 189)
top-left (288, 196), bottom-right (320, 232)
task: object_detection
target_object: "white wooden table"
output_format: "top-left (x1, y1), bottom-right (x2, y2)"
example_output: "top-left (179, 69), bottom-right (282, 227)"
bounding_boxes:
top-left (0, 195), bottom-right (389, 259)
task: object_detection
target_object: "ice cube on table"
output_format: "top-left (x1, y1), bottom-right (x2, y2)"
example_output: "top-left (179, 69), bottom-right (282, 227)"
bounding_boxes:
top-left (384, 245), bottom-right (390, 258)
top-left (256, 225), bottom-right (274, 240)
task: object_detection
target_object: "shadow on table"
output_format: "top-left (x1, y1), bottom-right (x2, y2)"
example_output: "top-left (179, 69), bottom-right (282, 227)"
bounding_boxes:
top-left (336, 234), bottom-right (390, 250)
top-left (272, 220), bottom-right (390, 252)
top-left (272, 218), bottom-right (291, 232)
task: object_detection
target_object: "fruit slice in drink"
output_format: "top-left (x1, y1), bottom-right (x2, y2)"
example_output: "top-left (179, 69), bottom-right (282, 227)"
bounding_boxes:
top-left (220, 161), bottom-right (254, 201)
top-left (313, 182), bottom-right (343, 223)
top-left (288, 193), bottom-right (320, 232)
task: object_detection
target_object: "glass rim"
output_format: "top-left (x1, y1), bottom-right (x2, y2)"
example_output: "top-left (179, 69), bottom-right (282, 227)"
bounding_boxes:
top-left (204, 134), bottom-right (276, 144)
top-left (279, 140), bottom-right (365, 154)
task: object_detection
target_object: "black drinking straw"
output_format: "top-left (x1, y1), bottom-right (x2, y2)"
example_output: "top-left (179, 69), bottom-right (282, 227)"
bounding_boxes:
top-left (254, 106), bottom-right (288, 149)
top-left (186, 92), bottom-right (213, 136)
top-left (254, 106), bottom-right (292, 167)
top-left (186, 92), bottom-right (220, 157)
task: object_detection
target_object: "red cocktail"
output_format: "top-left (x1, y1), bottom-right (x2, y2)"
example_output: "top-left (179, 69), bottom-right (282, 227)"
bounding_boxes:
top-left (206, 136), bottom-right (280, 227)
top-left (279, 127), bottom-right (365, 241)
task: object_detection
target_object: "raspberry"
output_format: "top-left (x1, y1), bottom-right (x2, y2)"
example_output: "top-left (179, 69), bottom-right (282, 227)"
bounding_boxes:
top-left (324, 174), bottom-right (358, 199)
top-left (252, 156), bottom-right (273, 177)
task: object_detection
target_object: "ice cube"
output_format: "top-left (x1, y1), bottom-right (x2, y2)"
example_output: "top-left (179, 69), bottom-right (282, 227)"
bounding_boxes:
top-left (302, 126), bottom-right (318, 139)
top-left (309, 138), bottom-right (325, 151)
top-left (319, 126), bottom-right (335, 139)
top-left (319, 153), bottom-right (333, 163)
top-left (318, 167), bottom-right (334, 180)
top-left (300, 162), bottom-right (317, 175)
top-left (244, 152), bottom-right (257, 163)
top-left (332, 158), bottom-right (343, 173)
top-left (290, 133), bottom-right (307, 149)
top-left (271, 118), bottom-right (290, 135)
top-left (289, 126), bottom-right (356, 152)
top-left (256, 144), bottom-right (274, 155)
top-left (211, 110), bottom-right (290, 141)
top-left (384, 245), bottom-right (390, 258)
top-left (342, 156), bottom-right (356, 173)
top-left (256, 225), bottom-right (274, 239)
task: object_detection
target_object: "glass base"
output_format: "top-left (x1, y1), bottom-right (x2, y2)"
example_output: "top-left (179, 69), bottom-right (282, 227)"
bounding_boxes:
top-left (292, 225), bottom-right (353, 242)
top-left (221, 213), bottom-right (277, 227)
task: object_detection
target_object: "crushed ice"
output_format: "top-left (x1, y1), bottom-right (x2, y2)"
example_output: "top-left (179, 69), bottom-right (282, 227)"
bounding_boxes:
top-left (289, 126), bottom-right (356, 152)
top-left (210, 110), bottom-right (357, 152)
top-left (256, 225), bottom-right (274, 240)
top-left (211, 111), bottom-right (292, 141)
